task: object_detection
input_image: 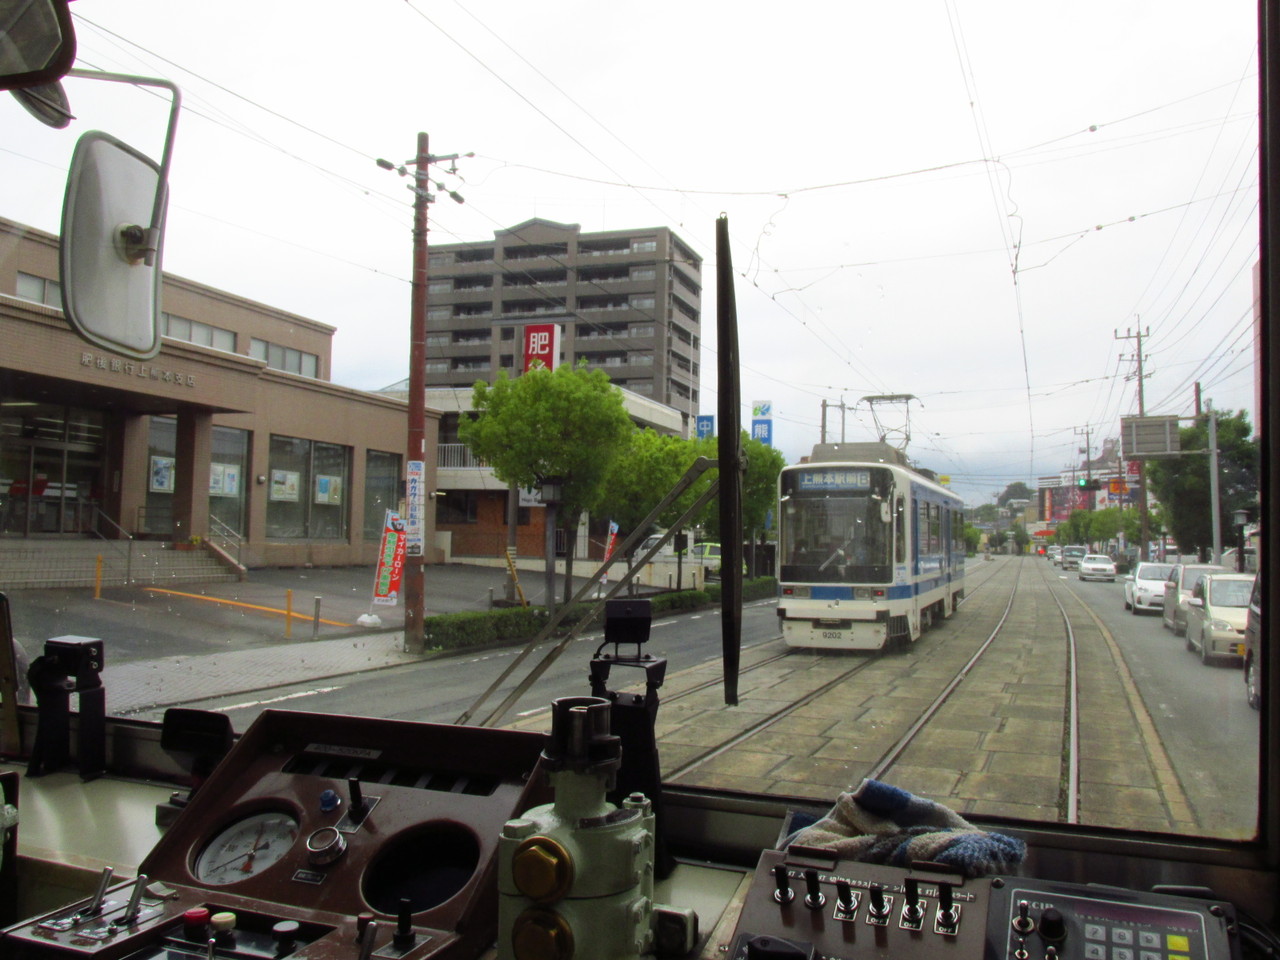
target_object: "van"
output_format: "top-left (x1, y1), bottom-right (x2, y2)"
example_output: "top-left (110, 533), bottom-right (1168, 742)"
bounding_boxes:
top-left (1244, 575), bottom-right (1262, 709)
top-left (1061, 545), bottom-right (1087, 570)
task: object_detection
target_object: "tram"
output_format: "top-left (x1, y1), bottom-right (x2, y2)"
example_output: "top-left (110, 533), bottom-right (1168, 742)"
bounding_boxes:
top-left (776, 443), bottom-right (965, 651)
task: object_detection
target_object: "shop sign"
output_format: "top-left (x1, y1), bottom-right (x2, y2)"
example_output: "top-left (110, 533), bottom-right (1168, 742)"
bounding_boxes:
top-left (79, 350), bottom-right (196, 387)
top-left (372, 511), bottom-right (407, 606)
top-left (405, 460), bottom-right (425, 557)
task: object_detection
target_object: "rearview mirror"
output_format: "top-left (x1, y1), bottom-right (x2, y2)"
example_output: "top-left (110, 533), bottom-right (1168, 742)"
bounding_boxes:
top-left (0, 0), bottom-right (76, 91)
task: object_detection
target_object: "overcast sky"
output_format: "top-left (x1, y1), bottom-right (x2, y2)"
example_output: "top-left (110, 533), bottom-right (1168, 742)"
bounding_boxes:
top-left (1, 1), bottom-right (1260, 507)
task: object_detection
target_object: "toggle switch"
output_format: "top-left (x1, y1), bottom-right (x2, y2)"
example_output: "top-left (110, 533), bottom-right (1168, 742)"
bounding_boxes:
top-left (936, 882), bottom-right (959, 933)
top-left (834, 880), bottom-right (858, 920)
top-left (121, 873), bottom-right (148, 926)
top-left (802, 869), bottom-right (825, 909)
top-left (772, 865), bottom-right (795, 904)
top-left (357, 921), bottom-right (378, 960)
top-left (348, 778), bottom-right (367, 823)
top-left (867, 883), bottom-right (892, 925)
top-left (78, 866), bottom-right (113, 919)
top-left (393, 898), bottom-right (416, 950)
top-left (1013, 899), bottom-right (1035, 935)
top-left (901, 877), bottom-right (924, 927)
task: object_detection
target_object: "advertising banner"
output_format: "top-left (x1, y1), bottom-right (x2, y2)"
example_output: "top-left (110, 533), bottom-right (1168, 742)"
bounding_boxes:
top-left (405, 460), bottom-right (425, 557)
top-left (599, 519), bottom-right (620, 587)
top-left (523, 323), bottom-right (561, 372)
top-left (372, 510), bottom-right (407, 606)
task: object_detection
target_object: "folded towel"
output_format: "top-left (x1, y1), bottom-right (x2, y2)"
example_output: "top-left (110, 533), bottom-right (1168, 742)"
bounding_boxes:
top-left (785, 779), bottom-right (1025, 878)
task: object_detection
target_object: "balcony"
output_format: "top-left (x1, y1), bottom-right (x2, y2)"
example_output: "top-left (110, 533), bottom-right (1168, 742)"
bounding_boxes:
top-left (438, 443), bottom-right (488, 469)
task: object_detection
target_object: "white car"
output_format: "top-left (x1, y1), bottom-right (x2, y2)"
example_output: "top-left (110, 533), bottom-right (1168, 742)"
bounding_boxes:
top-left (1185, 573), bottom-right (1254, 664)
top-left (1123, 562), bottom-right (1174, 614)
top-left (1078, 554), bottom-right (1117, 582)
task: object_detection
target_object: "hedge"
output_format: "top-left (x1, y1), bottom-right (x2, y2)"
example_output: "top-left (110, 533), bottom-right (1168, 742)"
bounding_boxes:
top-left (422, 577), bottom-right (777, 652)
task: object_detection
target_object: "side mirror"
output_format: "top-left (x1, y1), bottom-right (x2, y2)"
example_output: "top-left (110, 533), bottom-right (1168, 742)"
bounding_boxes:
top-left (1188, 597), bottom-right (1204, 608)
top-left (0, 0), bottom-right (76, 91)
top-left (60, 131), bottom-right (166, 360)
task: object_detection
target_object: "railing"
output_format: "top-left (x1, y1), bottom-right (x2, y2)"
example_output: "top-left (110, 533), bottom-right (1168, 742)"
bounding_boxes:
top-left (88, 504), bottom-right (134, 584)
top-left (437, 444), bottom-right (489, 469)
top-left (208, 514), bottom-right (244, 566)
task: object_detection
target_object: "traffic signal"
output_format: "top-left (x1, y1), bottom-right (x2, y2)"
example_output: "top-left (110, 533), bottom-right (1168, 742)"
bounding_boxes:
top-left (1076, 478), bottom-right (1103, 491)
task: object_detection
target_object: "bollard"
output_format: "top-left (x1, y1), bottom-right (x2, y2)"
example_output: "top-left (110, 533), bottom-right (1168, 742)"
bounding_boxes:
top-left (488, 587), bottom-right (494, 609)
top-left (94, 555), bottom-right (103, 600)
top-left (286, 589), bottom-right (293, 638)
top-left (312, 597), bottom-right (322, 640)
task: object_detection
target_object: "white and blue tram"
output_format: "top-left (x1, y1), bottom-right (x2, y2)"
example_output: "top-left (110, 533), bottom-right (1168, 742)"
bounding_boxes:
top-left (776, 443), bottom-right (965, 651)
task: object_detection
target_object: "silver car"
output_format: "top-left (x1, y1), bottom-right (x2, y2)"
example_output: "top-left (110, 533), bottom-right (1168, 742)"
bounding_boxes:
top-left (1123, 562), bottom-right (1173, 614)
top-left (1162, 563), bottom-right (1227, 636)
top-left (1185, 573), bottom-right (1253, 664)
top-left (1079, 554), bottom-right (1117, 582)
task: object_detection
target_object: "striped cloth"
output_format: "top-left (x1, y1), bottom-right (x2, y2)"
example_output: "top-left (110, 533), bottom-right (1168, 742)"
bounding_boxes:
top-left (785, 779), bottom-right (1026, 878)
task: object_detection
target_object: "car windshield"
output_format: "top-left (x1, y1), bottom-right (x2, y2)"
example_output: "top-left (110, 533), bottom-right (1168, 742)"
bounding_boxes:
top-left (1136, 564), bottom-right (1174, 581)
top-left (1208, 579), bottom-right (1253, 608)
top-left (1182, 566), bottom-right (1225, 589)
top-left (0, 0), bottom-right (1262, 855)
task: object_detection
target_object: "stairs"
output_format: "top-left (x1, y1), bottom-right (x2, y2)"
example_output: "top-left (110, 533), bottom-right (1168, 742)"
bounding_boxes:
top-left (0, 538), bottom-right (240, 590)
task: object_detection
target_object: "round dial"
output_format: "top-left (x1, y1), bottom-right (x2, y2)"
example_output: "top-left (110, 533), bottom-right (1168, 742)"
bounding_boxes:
top-left (194, 811), bottom-right (299, 885)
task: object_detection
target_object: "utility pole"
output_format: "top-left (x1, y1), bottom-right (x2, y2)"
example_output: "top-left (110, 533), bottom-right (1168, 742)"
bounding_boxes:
top-left (1207, 401), bottom-right (1223, 564)
top-left (1075, 425), bottom-right (1093, 511)
top-left (376, 134), bottom-right (468, 655)
top-left (1116, 325), bottom-right (1151, 560)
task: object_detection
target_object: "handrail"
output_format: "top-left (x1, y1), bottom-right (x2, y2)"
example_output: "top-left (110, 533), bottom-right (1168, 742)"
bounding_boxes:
top-left (88, 504), bottom-right (134, 584)
top-left (207, 514), bottom-right (244, 566)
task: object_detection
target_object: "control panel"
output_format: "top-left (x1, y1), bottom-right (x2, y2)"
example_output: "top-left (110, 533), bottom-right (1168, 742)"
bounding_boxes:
top-left (1, 709), bottom-right (549, 960)
top-left (727, 848), bottom-right (1240, 960)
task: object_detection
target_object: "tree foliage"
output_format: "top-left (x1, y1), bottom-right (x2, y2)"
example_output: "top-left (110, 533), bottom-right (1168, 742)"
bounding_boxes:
top-left (458, 364), bottom-right (634, 519)
top-left (599, 428), bottom-right (713, 544)
top-left (1146, 409), bottom-right (1258, 555)
top-left (998, 482), bottom-right (1034, 507)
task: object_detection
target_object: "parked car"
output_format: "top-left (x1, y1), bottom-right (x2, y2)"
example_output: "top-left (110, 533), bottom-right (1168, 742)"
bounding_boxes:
top-left (1060, 545), bottom-right (1087, 570)
top-left (1161, 562), bottom-right (1227, 636)
top-left (1123, 562), bottom-right (1174, 614)
top-left (1185, 573), bottom-right (1253, 664)
top-left (679, 541), bottom-right (747, 578)
top-left (1078, 554), bottom-right (1117, 582)
top-left (1244, 575), bottom-right (1263, 709)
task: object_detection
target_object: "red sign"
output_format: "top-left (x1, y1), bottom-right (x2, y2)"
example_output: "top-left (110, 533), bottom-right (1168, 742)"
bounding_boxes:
top-left (372, 510), bottom-right (407, 606)
top-left (523, 323), bottom-right (561, 373)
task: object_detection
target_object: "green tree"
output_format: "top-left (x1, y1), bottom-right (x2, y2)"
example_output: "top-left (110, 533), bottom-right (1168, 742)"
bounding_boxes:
top-left (998, 482), bottom-right (1034, 507)
top-left (694, 432), bottom-right (787, 540)
top-left (459, 364), bottom-right (634, 608)
top-left (1146, 409), bottom-right (1258, 557)
top-left (962, 522), bottom-right (982, 555)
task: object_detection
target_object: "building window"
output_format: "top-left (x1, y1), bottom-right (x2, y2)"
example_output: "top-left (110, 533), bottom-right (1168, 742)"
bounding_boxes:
top-left (15, 271), bottom-right (60, 307)
top-left (266, 435), bottom-right (350, 539)
top-left (631, 266), bottom-right (656, 281)
top-left (437, 490), bottom-right (479, 524)
top-left (631, 239), bottom-right (657, 253)
top-left (250, 338), bottom-right (320, 378)
top-left (363, 449), bottom-right (402, 540)
top-left (164, 313), bottom-right (236, 352)
top-left (428, 279), bottom-right (452, 293)
top-left (428, 306), bottom-right (451, 320)
top-left (210, 426), bottom-right (250, 536)
top-left (631, 295), bottom-right (655, 310)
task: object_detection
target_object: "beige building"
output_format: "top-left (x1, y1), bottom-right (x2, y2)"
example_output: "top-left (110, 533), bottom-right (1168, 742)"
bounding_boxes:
top-left (0, 216), bottom-right (439, 568)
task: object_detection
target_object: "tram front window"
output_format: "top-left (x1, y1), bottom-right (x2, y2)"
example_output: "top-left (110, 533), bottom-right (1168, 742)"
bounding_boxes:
top-left (782, 496), bottom-right (892, 583)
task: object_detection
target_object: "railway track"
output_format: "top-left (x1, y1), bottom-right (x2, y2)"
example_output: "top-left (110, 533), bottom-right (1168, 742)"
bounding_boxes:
top-left (647, 556), bottom-right (1182, 832)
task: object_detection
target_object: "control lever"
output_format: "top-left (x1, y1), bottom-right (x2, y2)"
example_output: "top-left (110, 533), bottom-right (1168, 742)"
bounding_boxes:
top-left (357, 921), bottom-right (379, 960)
top-left (121, 873), bottom-right (148, 926)
top-left (78, 866), bottom-right (113, 919)
top-left (937, 882), bottom-right (958, 931)
top-left (867, 883), bottom-right (891, 923)
top-left (348, 778), bottom-right (367, 823)
top-left (1013, 899), bottom-right (1035, 934)
top-left (835, 880), bottom-right (856, 916)
top-left (902, 877), bottom-right (923, 925)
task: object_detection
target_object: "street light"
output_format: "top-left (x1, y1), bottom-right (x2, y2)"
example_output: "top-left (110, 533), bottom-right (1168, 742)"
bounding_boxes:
top-left (1232, 508), bottom-right (1249, 573)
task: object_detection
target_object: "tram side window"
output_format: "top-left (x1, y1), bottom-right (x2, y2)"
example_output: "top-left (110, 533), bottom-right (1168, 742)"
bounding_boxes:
top-left (895, 496), bottom-right (905, 563)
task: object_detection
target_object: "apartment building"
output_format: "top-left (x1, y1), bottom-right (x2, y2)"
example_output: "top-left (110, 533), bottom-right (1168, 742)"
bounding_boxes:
top-left (425, 219), bottom-right (703, 428)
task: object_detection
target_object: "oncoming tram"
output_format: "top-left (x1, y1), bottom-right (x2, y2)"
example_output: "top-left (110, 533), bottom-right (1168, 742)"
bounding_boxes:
top-left (776, 442), bottom-right (965, 651)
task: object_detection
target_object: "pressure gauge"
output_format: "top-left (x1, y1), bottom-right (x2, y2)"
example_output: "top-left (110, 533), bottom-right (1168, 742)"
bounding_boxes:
top-left (194, 811), bottom-right (299, 885)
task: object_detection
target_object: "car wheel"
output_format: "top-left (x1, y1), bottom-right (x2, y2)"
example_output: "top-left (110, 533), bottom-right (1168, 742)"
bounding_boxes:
top-left (1124, 597), bottom-right (1131, 610)
top-left (1131, 604), bottom-right (1140, 615)
top-left (1246, 656), bottom-right (1261, 710)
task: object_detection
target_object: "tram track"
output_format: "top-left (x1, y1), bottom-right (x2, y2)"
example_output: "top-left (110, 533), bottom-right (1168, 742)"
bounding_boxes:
top-left (655, 560), bottom-right (1146, 829)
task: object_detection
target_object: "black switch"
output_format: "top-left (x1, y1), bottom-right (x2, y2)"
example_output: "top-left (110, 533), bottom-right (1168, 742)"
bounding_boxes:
top-left (348, 777), bottom-right (367, 822)
top-left (393, 898), bottom-right (416, 949)
top-left (772, 865), bottom-right (794, 904)
top-left (802, 869), bottom-right (825, 909)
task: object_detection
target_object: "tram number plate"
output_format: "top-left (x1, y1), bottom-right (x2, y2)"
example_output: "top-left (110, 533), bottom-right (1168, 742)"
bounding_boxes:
top-left (821, 630), bottom-right (844, 640)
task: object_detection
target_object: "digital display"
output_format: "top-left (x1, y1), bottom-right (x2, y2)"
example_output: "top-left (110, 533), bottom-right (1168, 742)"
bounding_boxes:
top-left (795, 469), bottom-right (872, 491)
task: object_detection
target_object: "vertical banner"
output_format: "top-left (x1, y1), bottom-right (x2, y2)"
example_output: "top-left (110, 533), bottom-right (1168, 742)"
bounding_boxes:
top-left (372, 510), bottom-right (407, 605)
top-left (599, 519), bottom-right (620, 585)
top-left (523, 322), bottom-right (562, 372)
top-left (751, 400), bottom-right (773, 446)
top-left (696, 414), bottom-right (715, 439)
top-left (405, 460), bottom-right (425, 557)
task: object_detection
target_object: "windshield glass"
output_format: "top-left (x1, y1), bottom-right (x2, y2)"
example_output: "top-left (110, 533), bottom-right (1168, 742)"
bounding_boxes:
top-left (0, 0), bottom-right (1261, 848)
top-left (1209, 579), bottom-right (1253, 608)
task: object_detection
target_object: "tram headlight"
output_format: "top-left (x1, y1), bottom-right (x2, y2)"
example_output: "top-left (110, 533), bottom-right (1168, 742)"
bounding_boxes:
top-left (783, 586), bottom-right (810, 598)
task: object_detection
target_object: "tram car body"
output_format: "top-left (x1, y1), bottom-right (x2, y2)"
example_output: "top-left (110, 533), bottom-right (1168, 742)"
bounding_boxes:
top-left (776, 442), bottom-right (965, 651)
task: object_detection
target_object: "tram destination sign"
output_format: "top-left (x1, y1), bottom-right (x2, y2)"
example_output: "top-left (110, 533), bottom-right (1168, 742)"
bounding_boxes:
top-left (796, 468), bottom-right (872, 491)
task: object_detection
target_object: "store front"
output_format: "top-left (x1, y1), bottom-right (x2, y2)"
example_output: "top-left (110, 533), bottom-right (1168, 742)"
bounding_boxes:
top-left (0, 401), bottom-right (105, 537)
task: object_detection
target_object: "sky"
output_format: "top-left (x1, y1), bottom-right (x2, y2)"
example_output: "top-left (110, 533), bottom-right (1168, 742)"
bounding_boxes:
top-left (0, 1), bottom-right (1260, 508)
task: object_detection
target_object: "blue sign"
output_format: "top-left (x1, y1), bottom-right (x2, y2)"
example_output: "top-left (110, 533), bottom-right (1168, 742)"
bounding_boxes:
top-left (796, 468), bottom-right (871, 491)
top-left (751, 418), bottom-right (773, 445)
top-left (696, 414), bottom-right (715, 439)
